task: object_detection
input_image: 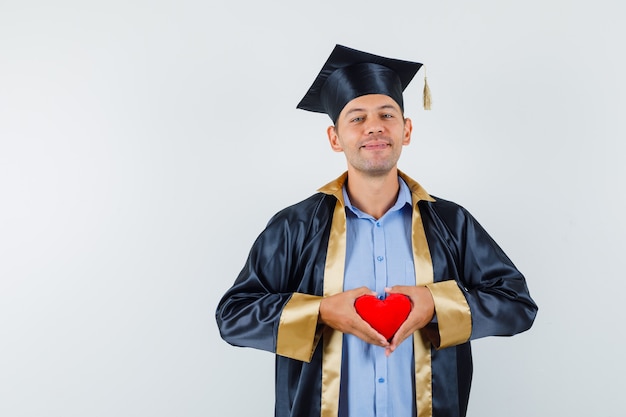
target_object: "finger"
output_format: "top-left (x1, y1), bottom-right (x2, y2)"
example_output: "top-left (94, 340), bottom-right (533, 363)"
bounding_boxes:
top-left (355, 321), bottom-right (389, 347)
top-left (385, 285), bottom-right (412, 295)
top-left (355, 330), bottom-right (389, 347)
top-left (390, 328), bottom-right (409, 348)
top-left (391, 314), bottom-right (420, 345)
top-left (385, 334), bottom-right (402, 355)
top-left (347, 287), bottom-right (372, 301)
top-left (354, 286), bottom-right (377, 297)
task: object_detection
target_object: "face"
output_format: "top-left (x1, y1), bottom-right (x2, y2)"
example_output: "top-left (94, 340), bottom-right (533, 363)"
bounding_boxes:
top-left (327, 94), bottom-right (412, 177)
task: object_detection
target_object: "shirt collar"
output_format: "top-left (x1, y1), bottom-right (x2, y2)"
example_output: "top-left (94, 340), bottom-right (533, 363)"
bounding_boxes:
top-left (342, 177), bottom-right (413, 220)
top-left (318, 170), bottom-right (435, 206)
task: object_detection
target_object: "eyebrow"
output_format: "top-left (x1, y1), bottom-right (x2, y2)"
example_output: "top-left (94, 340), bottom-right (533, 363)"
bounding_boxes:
top-left (343, 104), bottom-right (400, 117)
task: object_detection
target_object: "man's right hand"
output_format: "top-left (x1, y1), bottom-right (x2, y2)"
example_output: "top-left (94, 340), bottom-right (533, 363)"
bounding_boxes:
top-left (318, 286), bottom-right (390, 347)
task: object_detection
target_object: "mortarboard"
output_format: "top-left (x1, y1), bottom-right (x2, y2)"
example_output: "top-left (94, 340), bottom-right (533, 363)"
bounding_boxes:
top-left (297, 44), bottom-right (429, 123)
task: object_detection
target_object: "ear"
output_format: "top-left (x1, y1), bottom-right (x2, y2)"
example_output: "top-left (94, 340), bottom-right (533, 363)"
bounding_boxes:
top-left (327, 125), bottom-right (343, 152)
top-left (402, 118), bottom-right (413, 145)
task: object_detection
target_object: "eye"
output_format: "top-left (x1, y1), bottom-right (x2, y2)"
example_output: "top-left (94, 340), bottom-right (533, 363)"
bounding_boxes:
top-left (350, 116), bottom-right (364, 123)
top-left (382, 113), bottom-right (394, 119)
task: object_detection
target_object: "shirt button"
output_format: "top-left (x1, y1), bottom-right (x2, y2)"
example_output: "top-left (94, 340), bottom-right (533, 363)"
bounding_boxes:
top-left (377, 256), bottom-right (384, 262)
top-left (376, 222), bottom-right (381, 227)
top-left (378, 378), bottom-right (385, 383)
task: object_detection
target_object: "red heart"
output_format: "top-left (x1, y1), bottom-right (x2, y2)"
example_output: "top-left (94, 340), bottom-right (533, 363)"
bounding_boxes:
top-left (354, 293), bottom-right (411, 340)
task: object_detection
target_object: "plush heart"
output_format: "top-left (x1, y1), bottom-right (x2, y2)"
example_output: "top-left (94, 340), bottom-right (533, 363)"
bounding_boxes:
top-left (354, 293), bottom-right (411, 341)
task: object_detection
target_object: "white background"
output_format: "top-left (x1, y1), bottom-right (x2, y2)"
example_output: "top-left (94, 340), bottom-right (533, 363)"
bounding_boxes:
top-left (1, 1), bottom-right (625, 416)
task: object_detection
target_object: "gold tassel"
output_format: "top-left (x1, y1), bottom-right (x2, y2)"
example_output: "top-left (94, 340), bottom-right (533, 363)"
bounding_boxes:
top-left (423, 72), bottom-right (432, 110)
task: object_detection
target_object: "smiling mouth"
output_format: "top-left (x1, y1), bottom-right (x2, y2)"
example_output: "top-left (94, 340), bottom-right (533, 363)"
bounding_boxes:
top-left (361, 142), bottom-right (390, 150)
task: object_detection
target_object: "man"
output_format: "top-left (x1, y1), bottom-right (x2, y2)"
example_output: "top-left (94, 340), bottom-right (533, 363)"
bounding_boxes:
top-left (216, 44), bottom-right (537, 417)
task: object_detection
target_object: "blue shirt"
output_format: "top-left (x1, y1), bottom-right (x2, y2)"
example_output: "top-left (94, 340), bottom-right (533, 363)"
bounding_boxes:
top-left (338, 178), bottom-right (416, 417)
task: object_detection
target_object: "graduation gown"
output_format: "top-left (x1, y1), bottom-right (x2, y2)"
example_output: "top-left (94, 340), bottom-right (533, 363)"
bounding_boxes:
top-left (216, 171), bottom-right (537, 417)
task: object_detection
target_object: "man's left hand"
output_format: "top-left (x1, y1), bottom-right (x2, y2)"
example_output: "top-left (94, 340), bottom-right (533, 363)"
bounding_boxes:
top-left (384, 285), bottom-right (435, 356)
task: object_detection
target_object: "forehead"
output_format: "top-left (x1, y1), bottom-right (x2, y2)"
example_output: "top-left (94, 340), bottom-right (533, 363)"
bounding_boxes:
top-left (340, 94), bottom-right (402, 115)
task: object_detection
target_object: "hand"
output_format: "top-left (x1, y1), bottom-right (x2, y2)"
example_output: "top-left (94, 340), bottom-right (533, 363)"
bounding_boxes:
top-left (319, 286), bottom-right (390, 347)
top-left (384, 285), bottom-right (435, 356)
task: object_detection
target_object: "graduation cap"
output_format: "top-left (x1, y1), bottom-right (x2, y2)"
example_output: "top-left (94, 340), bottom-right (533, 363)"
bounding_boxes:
top-left (297, 44), bottom-right (430, 123)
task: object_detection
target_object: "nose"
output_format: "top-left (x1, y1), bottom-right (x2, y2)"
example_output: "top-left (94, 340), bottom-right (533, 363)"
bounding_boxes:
top-left (366, 120), bottom-right (383, 135)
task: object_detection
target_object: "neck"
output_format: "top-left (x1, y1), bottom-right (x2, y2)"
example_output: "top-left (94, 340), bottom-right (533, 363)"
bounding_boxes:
top-left (345, 168), bottom-right (400, 219)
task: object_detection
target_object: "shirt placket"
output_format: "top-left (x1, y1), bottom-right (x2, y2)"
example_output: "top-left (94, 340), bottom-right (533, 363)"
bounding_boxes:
top-left (373, 218), bottom-right (388, 417)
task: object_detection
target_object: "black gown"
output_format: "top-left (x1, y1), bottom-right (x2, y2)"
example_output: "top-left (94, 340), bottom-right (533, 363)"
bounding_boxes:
top-left (216, 171), bottom-right (537, 417)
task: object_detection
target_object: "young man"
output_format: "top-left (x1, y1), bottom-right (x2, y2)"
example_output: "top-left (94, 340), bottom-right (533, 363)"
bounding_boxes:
top-left (216, 44), bottom-right (537, 417)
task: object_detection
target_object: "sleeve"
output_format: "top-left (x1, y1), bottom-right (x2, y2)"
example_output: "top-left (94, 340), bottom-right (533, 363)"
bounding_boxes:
top-left (276, 293), bottom-right (323, 361)
top-left (458, 208), bottom-right (537, 340)
top-left (215, 209), bottom-right (326, 363)
top-left (423, 204), bottom-right (538, 348)
top-left (424, 280), bottom-right (471, 349)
